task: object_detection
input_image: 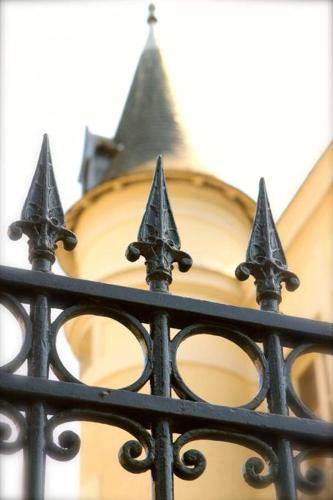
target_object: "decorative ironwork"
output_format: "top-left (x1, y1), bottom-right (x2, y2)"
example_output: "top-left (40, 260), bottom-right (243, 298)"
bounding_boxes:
top-left (8, 134), bottom-right (77, 271)
top-left (294, 447), bottom-right (331, 494)
top-left (126, 155), bottom-right (192, 292)
top-left (45, 408), bottom-right (154, 473)
top-left (126, 155), bottom-right (193, 498)
top-left (235, 177), bottom-right (300, 312)
top-left (173, 428), bottom-right (278, 487)
top-left (0, 401), bottom-right (27, 453)
top-left (50, 304), bottom-right (152, 391)
top-left (170, 323), bottom-right (269, 410)
top-left (0, 139), bottom-right (332, 500)
top-left (0, 293), bottom-right (32, 373)
top-left (235, 178), bottom-right (326, 500)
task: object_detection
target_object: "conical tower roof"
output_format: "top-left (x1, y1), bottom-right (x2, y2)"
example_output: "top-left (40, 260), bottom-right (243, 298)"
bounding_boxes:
top-left (80, 5), bottom-right (202, 192)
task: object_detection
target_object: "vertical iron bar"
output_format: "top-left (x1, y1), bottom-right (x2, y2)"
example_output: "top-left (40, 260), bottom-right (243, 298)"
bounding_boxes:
top-left (8, 135), bottom-right (77, 500)
top-left (24, 264), bottom-right (51, 499)
top-left (24, 255), bottom-right (51, 499)
top-left (126, 156), bottom-right (192, 500)
top-left (262, 302), bottom-right (297, 500)
top-left (150, 309), bottom-right (173, 500)
top-left (236, 178), bottom-right (300, 499)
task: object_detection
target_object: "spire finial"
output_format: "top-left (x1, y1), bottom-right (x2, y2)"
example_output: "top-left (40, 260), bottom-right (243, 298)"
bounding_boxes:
top-left (235, 178), bottom-right (300, 312)
top-left (147, 3), bottom-right (157, 25)
top-left (126, 156), bottom-right (192, 292)
top-left (8, 134), bottom-right (77, 271)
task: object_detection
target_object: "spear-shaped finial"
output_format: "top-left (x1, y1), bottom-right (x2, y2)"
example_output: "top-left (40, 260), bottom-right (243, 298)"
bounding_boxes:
top-left (126, 156), bottom-right (192, 292)
top-left (235, 178), bottom-right (300, 312)
top-left (8, 134), bottom-right (77, 271)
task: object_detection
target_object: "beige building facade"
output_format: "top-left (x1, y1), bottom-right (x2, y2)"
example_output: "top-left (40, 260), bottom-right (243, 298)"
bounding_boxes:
top-left (58, 9), bottom-right (332, 500)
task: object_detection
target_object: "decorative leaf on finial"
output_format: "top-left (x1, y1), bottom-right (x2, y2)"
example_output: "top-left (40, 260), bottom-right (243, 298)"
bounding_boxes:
top-left (126, 156), bottom-right (192, 291)
top-left (235, 178), bottom-right (299, 310)
top-left (8, 134), bottom-right (77, 270)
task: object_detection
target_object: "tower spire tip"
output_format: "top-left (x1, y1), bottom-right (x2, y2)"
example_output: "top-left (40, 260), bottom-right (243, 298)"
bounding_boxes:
top-left (147, 3), bottom-right (157, 25)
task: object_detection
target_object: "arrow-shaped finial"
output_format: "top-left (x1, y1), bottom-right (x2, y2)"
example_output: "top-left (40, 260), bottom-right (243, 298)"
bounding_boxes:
top-left (235, 178), bottom-right (300, 311)
top-left (126, 156), bottom-right (192, 292)
top-left (137, 155), bottom-right (181, 249)
top-left (8, 134), bottom-right (77, 271)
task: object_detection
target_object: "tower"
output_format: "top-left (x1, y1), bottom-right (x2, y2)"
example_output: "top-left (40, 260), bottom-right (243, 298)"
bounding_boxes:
top-left (57, 5), bottom-right (332, 499)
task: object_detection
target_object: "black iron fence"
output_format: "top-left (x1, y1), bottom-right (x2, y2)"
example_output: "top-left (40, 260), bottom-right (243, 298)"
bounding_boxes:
top-left (0, 135), bottom-right (332, 499)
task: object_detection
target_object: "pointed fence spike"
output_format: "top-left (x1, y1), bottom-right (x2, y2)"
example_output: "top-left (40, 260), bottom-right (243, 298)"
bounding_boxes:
top-left (20, 134), bottom-right (64, 225)
top-left (235, 178), bottom-right (300, 311)
top-left (137, 155), bottom-right (181, 249)
top-left (8, 134), bottom-right (77, 271)
top-left (126, 156), bottom-right (192, 292)
top-left (246, 177), bottom-right (287, 267)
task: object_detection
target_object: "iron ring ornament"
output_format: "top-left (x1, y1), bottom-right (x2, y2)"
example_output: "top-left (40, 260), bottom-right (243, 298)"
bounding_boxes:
top-left (0, 401), bottom-right (27, 454)
top-left (0, 293), bottom-right (32, 374)
top-left (45, 409), bottom-right (154, 473)
top-left (170, 324), bottom-right (269, 410)
top-left (173, 428), bottom-right (278, 488)
top-left (285, 343), bottom-right (333, 420)
top-left (50, 305), bottom-right (153, 393)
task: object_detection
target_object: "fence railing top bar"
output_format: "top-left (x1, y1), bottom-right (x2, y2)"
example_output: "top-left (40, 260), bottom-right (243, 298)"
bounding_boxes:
top-left (0, 264), bottom-right (332, 343)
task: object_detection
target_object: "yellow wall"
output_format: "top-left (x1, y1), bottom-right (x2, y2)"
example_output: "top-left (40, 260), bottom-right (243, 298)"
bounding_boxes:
top-left (277, 143), bottom-right (333, 499)
top-left (278, 142), bottom-right (333, 323)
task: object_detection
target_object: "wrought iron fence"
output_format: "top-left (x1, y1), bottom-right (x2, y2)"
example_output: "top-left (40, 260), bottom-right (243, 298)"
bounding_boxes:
top-left (0, 134), bottom-right (332, 499)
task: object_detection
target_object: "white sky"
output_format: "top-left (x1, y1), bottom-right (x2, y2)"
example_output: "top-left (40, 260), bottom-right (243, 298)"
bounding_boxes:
top-left (0, 0), bottom-right (332, 498)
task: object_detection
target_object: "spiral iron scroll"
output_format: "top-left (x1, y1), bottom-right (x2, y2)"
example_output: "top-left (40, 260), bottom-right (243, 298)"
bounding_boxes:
top-left (46, 409), bottom-right (154, 473)
top-left (173, 428), bottom-right (278, 488)
top-left (171, 324), bottom-right (269, 410)
top-left (0, 401), bottom-right (27, 453)
top-left (0, 293), bottom-right (32, 373)
top-left (285, 343), bottom-right (333, 420)
top-left (294, 448), bottom-right (332, 494)
top-left (50, 305), bottom-right (152, 392)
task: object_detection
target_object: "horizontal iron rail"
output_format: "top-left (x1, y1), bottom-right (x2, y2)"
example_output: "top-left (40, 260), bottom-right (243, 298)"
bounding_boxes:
top-left (0, 265), bottom-right (332, 345)
top-left (0, 373), bottom-right (332, 446)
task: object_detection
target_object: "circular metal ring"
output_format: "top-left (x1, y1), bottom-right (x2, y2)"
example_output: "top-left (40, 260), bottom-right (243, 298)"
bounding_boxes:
top-left (170, 323), bottom-right (269, 410)
top-left (50, 305), bottom-right (152, 393)
top-left (0, 293), bottom-right (32, 373)
top-left (285, 343), bottom-right (332, 420)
